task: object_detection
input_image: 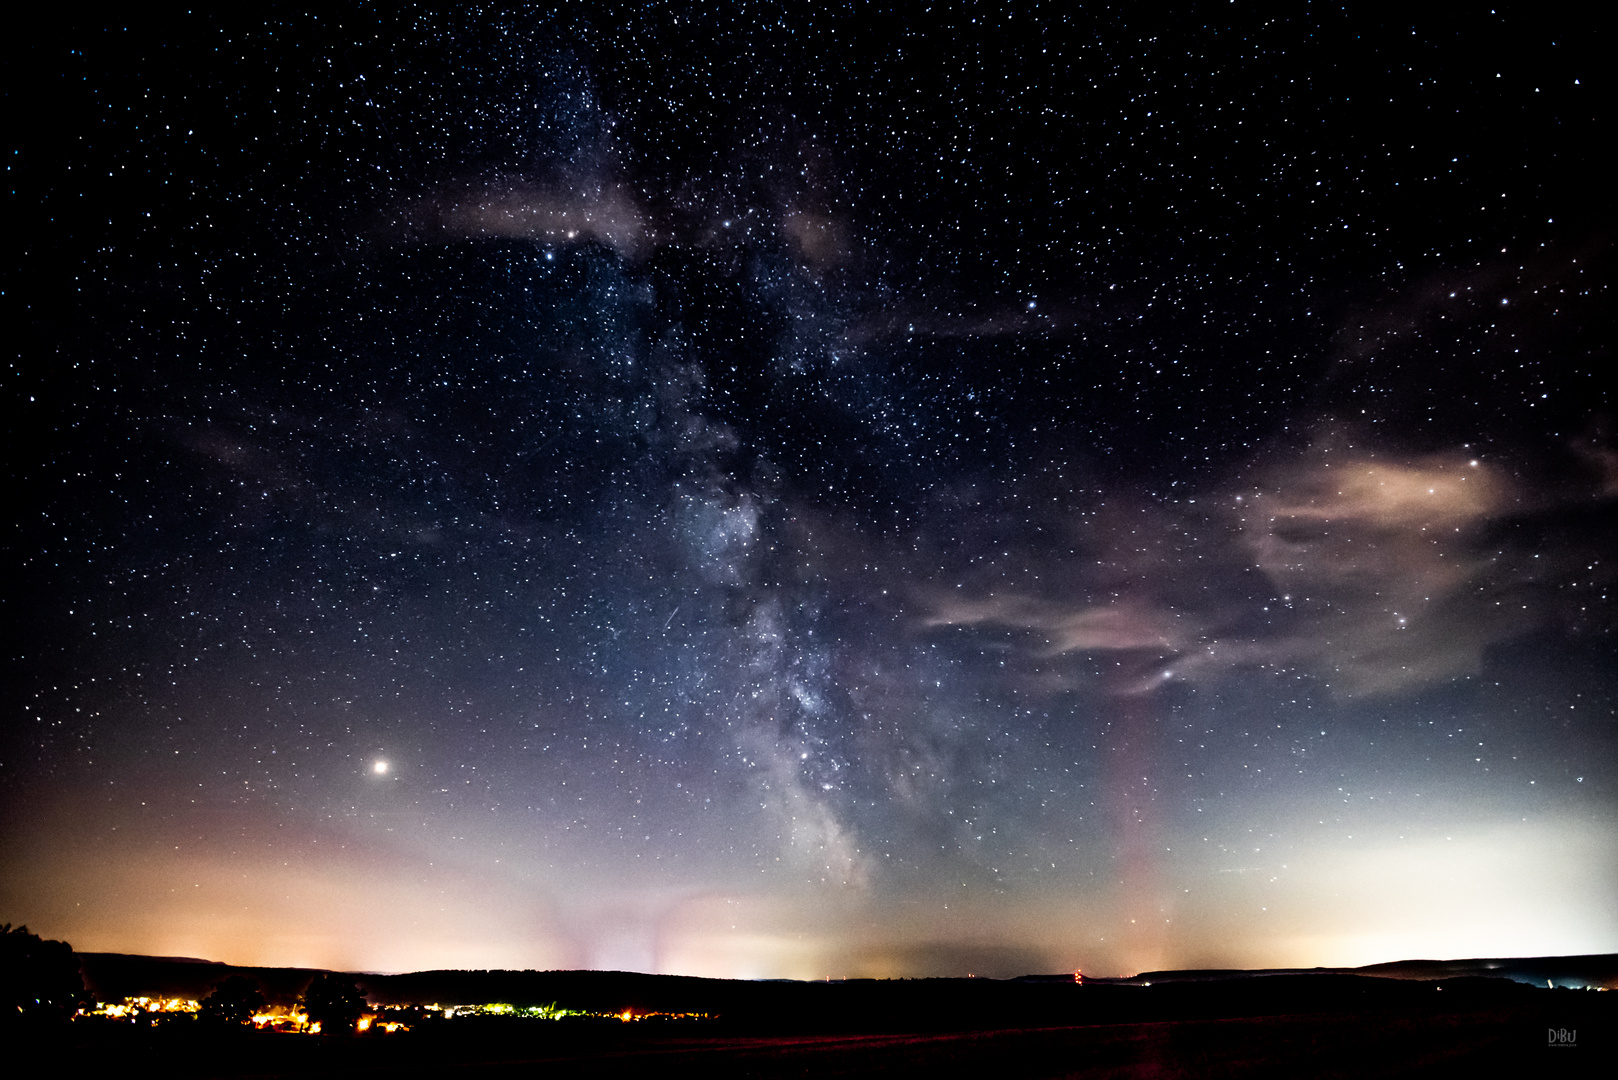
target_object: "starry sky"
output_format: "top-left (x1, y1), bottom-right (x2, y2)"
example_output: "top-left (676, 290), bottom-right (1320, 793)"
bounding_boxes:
top-left (4, 7), bottom-right (1613, 980)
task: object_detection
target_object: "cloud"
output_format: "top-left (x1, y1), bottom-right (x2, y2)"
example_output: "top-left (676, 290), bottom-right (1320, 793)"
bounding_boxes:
top-left (1252, 455), bottom-right (1504, 529)
top-left (781, 210), bottom-right (848, 268)
top-left (923, 594), bottom-right (1184, 655)
top-left (181, 426), bottom-right (304, 497)
top-left (1234, 446), bottom-right (1516, 695)
top-left (846, 294), bottom-right (1093, 344)
top-left (908, 429), bottom-right (1612, 699)
top-left (396, 180), bottom-right (651, 259)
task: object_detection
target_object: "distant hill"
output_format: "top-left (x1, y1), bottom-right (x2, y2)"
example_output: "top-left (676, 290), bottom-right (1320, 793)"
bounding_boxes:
top-left (1124, 954), bottom-right (1617, 990)
top-left (1356, 954), bottom-right (1618, 989)
top-left (78, 953), bottom-right (331, 1005)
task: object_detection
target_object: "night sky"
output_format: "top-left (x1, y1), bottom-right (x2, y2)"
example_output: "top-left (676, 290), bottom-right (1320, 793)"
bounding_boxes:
top-left (4, 7), bottom-right (1613, 980)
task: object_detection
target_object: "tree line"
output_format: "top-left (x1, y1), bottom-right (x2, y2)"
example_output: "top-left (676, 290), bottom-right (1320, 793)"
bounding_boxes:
top-left (2, 923), bottom-right (368, 1034)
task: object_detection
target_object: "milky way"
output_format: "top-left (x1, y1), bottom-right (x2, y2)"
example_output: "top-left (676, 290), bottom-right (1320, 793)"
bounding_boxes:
top-left (5, 9), bottom-right (1613, 978)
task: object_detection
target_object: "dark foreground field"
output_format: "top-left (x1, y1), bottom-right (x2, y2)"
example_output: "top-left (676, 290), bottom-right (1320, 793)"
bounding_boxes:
top-left (42, 995), bottom-right (1615, 1078)
top-left (29, 955), bottom-right (1614, 1077)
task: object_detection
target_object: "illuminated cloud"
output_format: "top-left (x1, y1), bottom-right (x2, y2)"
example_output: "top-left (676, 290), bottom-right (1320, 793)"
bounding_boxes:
top-left (398, 181), bottom-right (651, 259)
top-left (1250, 453), bottom-right (1504, 529)
top-left (1233, 446), bottom-right (1515, 695)
top-left (923, 594), bottom-right (1184, 655)
top-left (781, 210), bottom-right (848, 268)
top-left (915, 431), bottom-right (1612, 699)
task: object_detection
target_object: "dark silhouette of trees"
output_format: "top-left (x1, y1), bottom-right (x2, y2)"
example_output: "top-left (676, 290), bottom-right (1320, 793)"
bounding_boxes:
top-left (301, 973), bottom-right (366, 1034)
top-left (1, 924), bottom-right (86, 1030)
top-left (199, 974), bottom-right (266, 1027)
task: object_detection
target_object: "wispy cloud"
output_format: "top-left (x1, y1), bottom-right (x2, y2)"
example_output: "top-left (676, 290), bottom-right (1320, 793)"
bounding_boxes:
top-left (1232, 445), bottom-right (1515, 695)
top-left (911, 429), bottom-right (1612, 699)
top-left (923, 595), bottom-right (1185, 655)
top-left (394, 180), bottom-right (651, 259)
